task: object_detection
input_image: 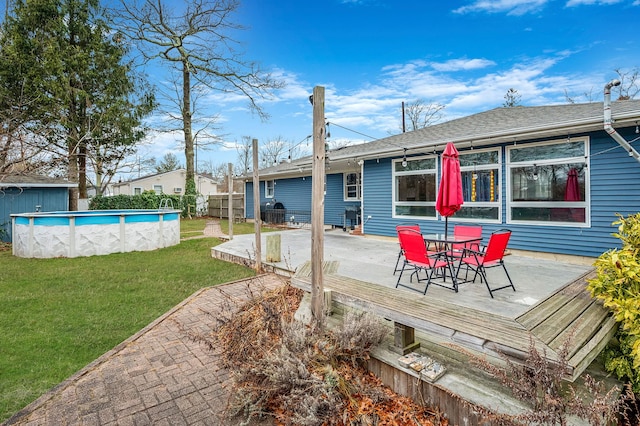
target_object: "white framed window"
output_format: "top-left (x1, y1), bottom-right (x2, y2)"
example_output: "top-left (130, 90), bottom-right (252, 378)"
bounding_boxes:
top-left (265, 180), bottom-right (274, 198)
top-left (457, 148), bottom-right (501, 222)
top-left (392, 155), bottom-right (438, 219)
top-left (507, 138), bottom-right (589, 226)
top-left (344, 172), bottom-right (361, 201)
top-left (133, 187), bottom-right (143, 195)
top-left (153, 184), bottom-right (163, 195)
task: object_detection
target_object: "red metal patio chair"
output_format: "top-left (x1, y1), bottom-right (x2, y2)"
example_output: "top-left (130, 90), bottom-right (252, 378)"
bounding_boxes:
top-left (396, 228), bottom-right (454, 294)
top-left (456, 229), bottom-right (515, 298)
top-left (393, 223), bottom-right (421, 275)
top-left (451, 224), bottom-right (483, 258)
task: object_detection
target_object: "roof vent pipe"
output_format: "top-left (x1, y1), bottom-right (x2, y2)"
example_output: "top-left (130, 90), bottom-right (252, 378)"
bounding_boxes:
top-left (604, 79), bottom-right (640, 163)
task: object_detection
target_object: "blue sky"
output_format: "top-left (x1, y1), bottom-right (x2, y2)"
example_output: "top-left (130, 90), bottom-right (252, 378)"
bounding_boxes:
top-left (139, 0), bottom-right (640, 176)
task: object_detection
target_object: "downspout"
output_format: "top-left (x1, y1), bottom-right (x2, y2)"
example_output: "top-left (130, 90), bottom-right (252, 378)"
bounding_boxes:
top-left (358, 159), bottom-right (367, 233)
top-left (604, 79), bottom-right (640, 163)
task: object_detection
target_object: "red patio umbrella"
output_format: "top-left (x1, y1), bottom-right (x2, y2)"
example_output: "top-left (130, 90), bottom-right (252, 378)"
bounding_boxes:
top-left (436, 142), bottom-right (464, 236)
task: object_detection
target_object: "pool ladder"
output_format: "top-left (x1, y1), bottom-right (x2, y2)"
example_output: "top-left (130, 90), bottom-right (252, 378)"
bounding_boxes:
top-left (159, 198), bottom-right (174, 210)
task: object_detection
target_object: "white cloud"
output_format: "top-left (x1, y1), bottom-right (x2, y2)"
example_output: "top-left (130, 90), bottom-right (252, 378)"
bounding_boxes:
top-left (453, 0), bottom-right (549, 15)
top-left (265, 68), bottom-right (312, 102)
top-left (143, 50), bottom-right (610, 166)
top-left (431, 58), bottom-right (497, 72)
top-left (565, 0), bottom-right (622, 5)
top-left (318, 51), bottom-right (600, 135)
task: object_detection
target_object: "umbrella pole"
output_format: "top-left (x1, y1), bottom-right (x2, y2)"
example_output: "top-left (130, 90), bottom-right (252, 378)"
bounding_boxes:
top-left (445, 217), bottom-right (448, 237)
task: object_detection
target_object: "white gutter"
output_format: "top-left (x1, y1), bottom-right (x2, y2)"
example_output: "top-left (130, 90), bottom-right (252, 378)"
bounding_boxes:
top-left (604, 79), bottom-right (640, 163)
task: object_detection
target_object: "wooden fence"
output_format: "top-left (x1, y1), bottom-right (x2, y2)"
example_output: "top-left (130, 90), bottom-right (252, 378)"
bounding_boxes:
top-left (208, 193), bottom-right (244, 220)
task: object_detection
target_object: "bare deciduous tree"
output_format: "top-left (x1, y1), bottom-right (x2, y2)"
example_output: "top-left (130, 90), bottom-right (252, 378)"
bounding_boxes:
top-left (402, 99), bottom-right (445, 131)
top-left (564, 68), bottom-right (638, 104)
top-left (236, 135), bottom-right (252, 174)
top-left (87, 138), bottom-right (139, 196)
top-left (115, 0), bottom-right (284, 195)
top-left (564, 88), bottom-right (595, 104)
top-left (614, 67), bottom-right (640, 100)
top-left (259, 136), bottom-right (289, 167)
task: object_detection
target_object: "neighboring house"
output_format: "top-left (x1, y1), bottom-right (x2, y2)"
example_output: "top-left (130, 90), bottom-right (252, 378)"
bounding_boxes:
top-left (0, 174), bottom-right (77, 242)
top-left (112, 169), bottom-right (218, 196)
top-left (245, 97), bottom-right (640, 259)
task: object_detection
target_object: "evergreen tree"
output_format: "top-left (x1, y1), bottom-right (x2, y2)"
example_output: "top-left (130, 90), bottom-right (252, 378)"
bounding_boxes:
top-left (503, 88), bottom-right (522, 107)
top-left (154, 153), bottom-right (182, 173)
top-left (0, 0), bottom-right (155, 204)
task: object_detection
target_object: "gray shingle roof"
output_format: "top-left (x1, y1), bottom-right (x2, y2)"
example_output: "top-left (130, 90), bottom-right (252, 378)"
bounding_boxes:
top-left (332, 100), bottom-right (640, 160)
top-left (0, 173), bottom-right (77, 187)
top-left (256, 100), bottom-right (640, 177)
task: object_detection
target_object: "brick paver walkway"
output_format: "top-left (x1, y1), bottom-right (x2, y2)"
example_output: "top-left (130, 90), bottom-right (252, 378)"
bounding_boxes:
top-left (4, 275), bottom-right (286, 426)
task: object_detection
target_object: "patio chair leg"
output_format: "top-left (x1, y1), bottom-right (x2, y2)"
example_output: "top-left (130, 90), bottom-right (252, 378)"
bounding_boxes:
top-left (479, 268), bottom-right (494, 298)
top-left (446, 262), bottom-right (458, 292)
top-left (502, 263), bottom-right (516, 292)
top-left (393, 250), bottom-right (403, 275)
top-left (484, 262), bottom-right (516, 298)
top-left (456, 259), bottom-right (477, 284)
top-left (422, 268), bottom-right (435, 295)
top-left (395, 262), bottom-right (407, 288)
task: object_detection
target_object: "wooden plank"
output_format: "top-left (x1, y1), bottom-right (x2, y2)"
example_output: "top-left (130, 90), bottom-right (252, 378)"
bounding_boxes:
top-left (252, 139), bottom-right (261, 273)
top-left (531, 296), bottom-right (594, 344)
top-left (516, 279), bottom-right (587, 329)
top-left (300, 274), bottom-right (538, 357)
top-left (310, 85), bottom-right (326, 325)
top-left (295, 260), bottom-right (339, 278)
top-left (567, 316), bottom-right (618, 381)
top-left (548, 302), bottom-right (611, 357)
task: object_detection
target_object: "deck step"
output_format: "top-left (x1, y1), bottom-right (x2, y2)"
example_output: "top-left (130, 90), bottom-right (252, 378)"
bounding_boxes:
top-left (293, 267), bottom-right (616, 381)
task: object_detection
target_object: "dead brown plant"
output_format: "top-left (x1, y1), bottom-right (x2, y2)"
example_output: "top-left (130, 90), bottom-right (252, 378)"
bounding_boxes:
top-left (455, 336), bottom-right (622, 426)
top-left (182, 277), bottom-right (448, 426)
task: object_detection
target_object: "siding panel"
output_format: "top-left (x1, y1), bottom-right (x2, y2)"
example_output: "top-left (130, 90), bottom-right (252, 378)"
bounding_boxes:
top-left (244, 173), bottom-right (359, 226)
top-left (1, 187), bottom-right (69, 242)
top-left (360, 130), bottom-right (640, 258)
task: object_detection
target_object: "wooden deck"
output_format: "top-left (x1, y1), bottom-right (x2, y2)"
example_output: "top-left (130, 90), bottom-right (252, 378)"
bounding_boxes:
top-left (515, 269), bottom-right (618, 380)
top-left (292, 264), bottom-right (616, 381)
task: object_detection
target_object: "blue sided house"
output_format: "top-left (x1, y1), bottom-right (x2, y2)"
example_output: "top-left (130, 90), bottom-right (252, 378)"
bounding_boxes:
top-left (0, 174), bottom-right (76, 242)
top-left (245, 93), bottom-right (640, 259)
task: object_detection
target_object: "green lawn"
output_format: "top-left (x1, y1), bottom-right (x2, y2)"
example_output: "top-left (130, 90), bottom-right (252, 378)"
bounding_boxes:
top-left (0, 218), bottom-right (259, 422)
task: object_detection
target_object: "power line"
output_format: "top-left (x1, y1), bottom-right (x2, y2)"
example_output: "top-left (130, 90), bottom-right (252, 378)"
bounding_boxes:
top-left (325, 121), bottom-right (377, 140)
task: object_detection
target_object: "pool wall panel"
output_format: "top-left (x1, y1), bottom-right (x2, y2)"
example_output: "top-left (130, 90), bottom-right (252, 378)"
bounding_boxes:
top-left (11, 210), bottom-right (181, 258)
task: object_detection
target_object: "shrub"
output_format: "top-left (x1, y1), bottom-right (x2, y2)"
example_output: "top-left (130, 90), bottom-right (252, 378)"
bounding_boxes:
top-left (588, 213), bottom-right (640, 393)
top-left (460, 336), bottom-right (621, 425)
top-left (89, 192), bottom-right (192, 217)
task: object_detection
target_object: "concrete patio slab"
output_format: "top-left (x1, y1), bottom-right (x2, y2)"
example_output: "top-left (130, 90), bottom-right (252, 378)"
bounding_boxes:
top-left (212, 228), bottom-right (594, 319)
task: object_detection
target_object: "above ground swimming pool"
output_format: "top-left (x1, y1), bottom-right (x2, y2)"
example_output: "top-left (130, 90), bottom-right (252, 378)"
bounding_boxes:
top-left (11, 209), bottom-right (182, 258)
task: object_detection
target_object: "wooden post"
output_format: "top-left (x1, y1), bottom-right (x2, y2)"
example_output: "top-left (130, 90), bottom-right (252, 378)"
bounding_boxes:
top-left (390, 322), bottom-right (420, 355)
top-left (266, 233), bottom-right (281, 262)
top-left (311, 86), bottom-right (326, 329)
top-left (227, 163), bottom-right (233, 240)
top-left (252, 139), bottom-right (262, 273)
